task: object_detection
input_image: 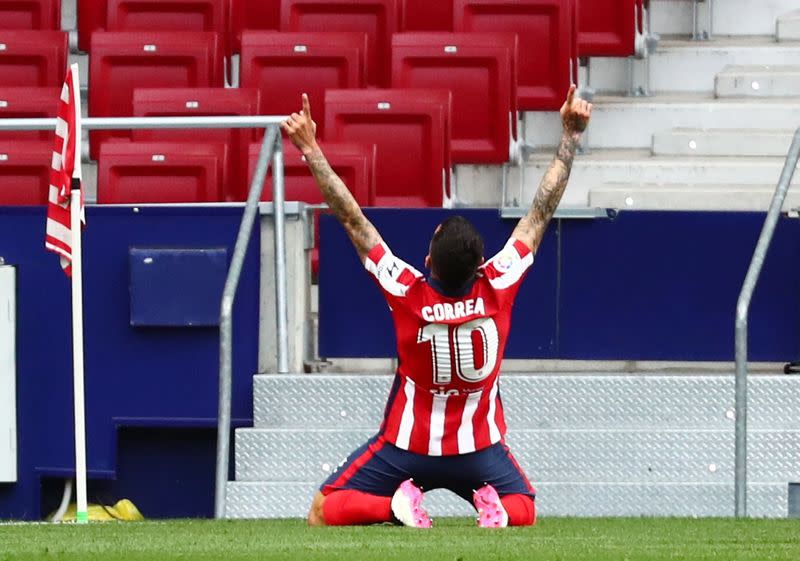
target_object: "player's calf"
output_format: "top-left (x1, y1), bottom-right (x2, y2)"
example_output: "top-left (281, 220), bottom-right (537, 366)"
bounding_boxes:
top-left (309, 490), bottom-right (393, 526)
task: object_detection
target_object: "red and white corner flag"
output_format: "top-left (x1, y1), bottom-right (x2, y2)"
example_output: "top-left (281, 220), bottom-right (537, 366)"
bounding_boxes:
top-left (45, 62), bottom-right (84, 276)
top-left (43, 62), bottom-right (90, 525)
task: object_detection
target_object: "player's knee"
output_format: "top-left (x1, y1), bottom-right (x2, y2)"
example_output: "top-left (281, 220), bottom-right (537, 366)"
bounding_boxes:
top-left (517, 496), bottom-right (537, 526)
top-left (501, 494), bottom-right (537, 527)
top-left (307, 492), bottom-right (327, 526)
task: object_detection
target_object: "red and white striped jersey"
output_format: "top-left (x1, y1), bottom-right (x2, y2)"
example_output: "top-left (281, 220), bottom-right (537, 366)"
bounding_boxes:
top-left (365, 237), bottom-right (534, 456)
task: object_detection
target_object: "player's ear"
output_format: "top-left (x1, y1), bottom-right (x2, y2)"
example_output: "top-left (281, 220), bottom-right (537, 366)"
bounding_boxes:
top-left (424, 254), bottom-right (431, 271)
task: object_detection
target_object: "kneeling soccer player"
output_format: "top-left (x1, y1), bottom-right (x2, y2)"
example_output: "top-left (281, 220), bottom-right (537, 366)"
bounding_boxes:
top-left (281, 87), bottom-right (592, 528)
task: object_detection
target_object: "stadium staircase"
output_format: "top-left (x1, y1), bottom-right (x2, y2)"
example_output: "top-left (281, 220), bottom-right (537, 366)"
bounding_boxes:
top-left (226, 375), bottom-right (800, 518)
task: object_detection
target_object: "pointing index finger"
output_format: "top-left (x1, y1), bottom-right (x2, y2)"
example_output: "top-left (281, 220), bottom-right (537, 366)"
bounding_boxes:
top-left (566, 84), bottom-right (576, 106)
top-left (302, 93), bottom-right (312, 119)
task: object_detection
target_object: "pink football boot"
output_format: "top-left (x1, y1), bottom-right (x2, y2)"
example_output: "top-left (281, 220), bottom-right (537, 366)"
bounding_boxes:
top-left (391, 479), bottom-right (433, 528)
top-left (473, 484), bottom-right (509, 528)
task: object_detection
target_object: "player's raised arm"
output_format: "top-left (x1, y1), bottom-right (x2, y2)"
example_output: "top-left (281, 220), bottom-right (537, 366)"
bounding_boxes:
top-left (281, 94), bottom-right (383, 261)
top-left (512, 85), bottom-right (592, 253)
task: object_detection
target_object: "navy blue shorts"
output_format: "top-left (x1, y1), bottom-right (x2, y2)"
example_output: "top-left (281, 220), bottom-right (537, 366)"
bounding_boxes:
top-left (321, 435), bottom-right (536, 502)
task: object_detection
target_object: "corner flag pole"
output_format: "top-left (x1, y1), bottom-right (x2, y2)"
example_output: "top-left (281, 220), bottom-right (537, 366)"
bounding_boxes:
top-left (68, 64), bottom-right (88, 525)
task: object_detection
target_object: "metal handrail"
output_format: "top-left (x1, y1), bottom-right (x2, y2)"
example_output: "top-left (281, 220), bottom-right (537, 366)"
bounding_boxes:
top-left (734, 127), bottom-right (800, 517)
top-left (215, 126), bottom-right (285, 519)
top-left (0, 115), bottom-right (291, 518)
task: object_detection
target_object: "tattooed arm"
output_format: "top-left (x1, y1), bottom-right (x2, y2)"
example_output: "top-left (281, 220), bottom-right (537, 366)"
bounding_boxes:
top-left (281, 94), bottom-right (382, 261)
top-left (512, 85), bottom-right (592, 253)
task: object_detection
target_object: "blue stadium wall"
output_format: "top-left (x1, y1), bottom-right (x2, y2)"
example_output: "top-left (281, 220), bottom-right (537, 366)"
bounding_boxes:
top-left (320, 209), bottom-right (800, 361)
top-left (0, 207), bottom-right (260, 520)
top-left (1, 206), bottom-right (799, 520)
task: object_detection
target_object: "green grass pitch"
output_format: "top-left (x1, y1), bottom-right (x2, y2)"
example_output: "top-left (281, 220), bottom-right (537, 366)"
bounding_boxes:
top-left (2, 518), bottom-right (800, 561)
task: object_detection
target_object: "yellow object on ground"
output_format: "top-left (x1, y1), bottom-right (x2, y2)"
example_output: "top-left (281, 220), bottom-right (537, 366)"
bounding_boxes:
top-left (53, 499), bottom-right (144, 522)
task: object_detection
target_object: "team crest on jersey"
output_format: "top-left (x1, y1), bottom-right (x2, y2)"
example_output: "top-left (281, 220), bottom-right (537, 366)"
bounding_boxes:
top-left (493, 250), bottom-right (517, 273)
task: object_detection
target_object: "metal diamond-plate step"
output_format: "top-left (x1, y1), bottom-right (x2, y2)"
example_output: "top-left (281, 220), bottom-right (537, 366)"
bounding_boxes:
top-left (225, 481), bottom-right (789, 519)
top-left (234, 429), bottom-right (800, 484)
top-left (253, 375), bottom-right (800, 431)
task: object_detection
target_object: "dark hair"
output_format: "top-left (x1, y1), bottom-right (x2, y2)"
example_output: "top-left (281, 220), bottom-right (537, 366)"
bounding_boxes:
top-left (430, 216), bottom-right (484, 291)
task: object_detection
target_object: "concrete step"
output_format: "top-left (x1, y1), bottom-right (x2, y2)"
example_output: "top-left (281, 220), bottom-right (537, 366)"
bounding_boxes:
top-left (650, 0), bottom-right (800, 36)
top-left (589, 37), bottom-right (800, 94)
top-left (778, 10), bottom-right (800, 41)
top-left (225, 480), bottom-right (789, 519)
top-left (456, 150), bottom-right (799, 208)
top-left (652, 128), bottom-right (796, 157)
top-left (233, 428), bottom-right (800, 484)
top-left (253, 374), bottom-right (800, 431)
top-left (716, 65), bottom-right (800, 97)
top-left (524, 95), bottom-right (800, 149)
top-left (590, 183), bottom-right (800, 212)
top-left (522, 150), bottom-right (799, 207)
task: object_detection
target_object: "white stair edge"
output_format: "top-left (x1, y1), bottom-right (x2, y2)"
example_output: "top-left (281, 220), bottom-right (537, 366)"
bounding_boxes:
top-left (716, 65), bottom-right (800, 98)
top-left (652, 128), bottom-right (797, 157)
top-left (590, 183), bottom-right (800, 212)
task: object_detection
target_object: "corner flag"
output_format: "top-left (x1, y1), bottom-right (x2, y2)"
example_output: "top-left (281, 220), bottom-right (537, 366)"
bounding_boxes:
top-left (44, 63), bottom-right (89, 525)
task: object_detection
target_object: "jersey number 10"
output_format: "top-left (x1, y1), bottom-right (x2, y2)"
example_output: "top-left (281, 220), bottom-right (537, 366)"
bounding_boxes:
top-left (418, 317), bottom-right (500, 385)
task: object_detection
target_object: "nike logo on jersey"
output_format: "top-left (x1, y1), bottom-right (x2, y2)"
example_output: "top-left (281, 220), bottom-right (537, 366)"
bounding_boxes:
top-left (421, 297), bottom-right (486, 322)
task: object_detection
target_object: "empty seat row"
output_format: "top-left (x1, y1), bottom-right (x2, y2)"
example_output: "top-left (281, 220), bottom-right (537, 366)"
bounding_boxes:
top-left (74, 0), bottom-right (641, 59)
top-left (0, 29), bottom-right (514, 164)
top-left (2, 2), bottom-right (635, 112)
top-left (0, 86), bottom-right (450, 206)
top-left (0, 138), bottom-right (374, 205)
top-left (0, 1), bottom-right (641, 61)
top-left (72, 0), bottom-right (584, 103)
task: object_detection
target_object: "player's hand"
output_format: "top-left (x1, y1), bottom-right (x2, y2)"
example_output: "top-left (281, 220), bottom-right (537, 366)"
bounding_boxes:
top-left (281, 93), bottom-right (319, 156)
top-left (560, 85), bottom-right (592, 138)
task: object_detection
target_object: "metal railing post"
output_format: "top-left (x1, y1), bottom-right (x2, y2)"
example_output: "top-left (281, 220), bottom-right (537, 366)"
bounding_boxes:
top-left (734, 127), bottom-right (800, 517)
top-left (215, 126), bottom-right (279, 519)
top-left (272, 137), bottom-right (290, 374)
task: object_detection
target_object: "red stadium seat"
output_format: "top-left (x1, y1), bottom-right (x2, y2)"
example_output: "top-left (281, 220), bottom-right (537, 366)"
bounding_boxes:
top-left (281, 0), bottom-right (400, 87)
top-left (0, 0), bottom-right (61, 30)
top-left (454, 0), bottom-right (577, 110)
top-left (0, 87), bottom-right (59, 141)
top-left (88, 31), bottom-right (225, 159)
top-left (0, 141), bottom-right (52, 205)
top-left (577, 0), bottom-right (639, 57)
top-left (401, 0), bottom-right (453, 31)
top-left (0, 30), bottom-right (67, 87)
top-left (391, 32), bottom-right (517, 164)
top-left (77, 0), bottom-right (106, 51)
top-left (106, 0), bottom-right (227, 33)
top-left (79, 0), bottom-right (232, 53)
top-left (97, 141), bottom-right (229, 204)
top-left (240, 31), bottom-right (367, 138)
top-left (106, 0), bottom-right (231, 79)
top-left (230, 0), bottom-right (281, 50)
top-left (246, 140), bottom-right (375, 204)
top-left (132, 87), bottom-right (260, 201)
top-left (324, 89), bottom-right (451, 207)
top-left (247, 139), bottom-right (376, 275)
